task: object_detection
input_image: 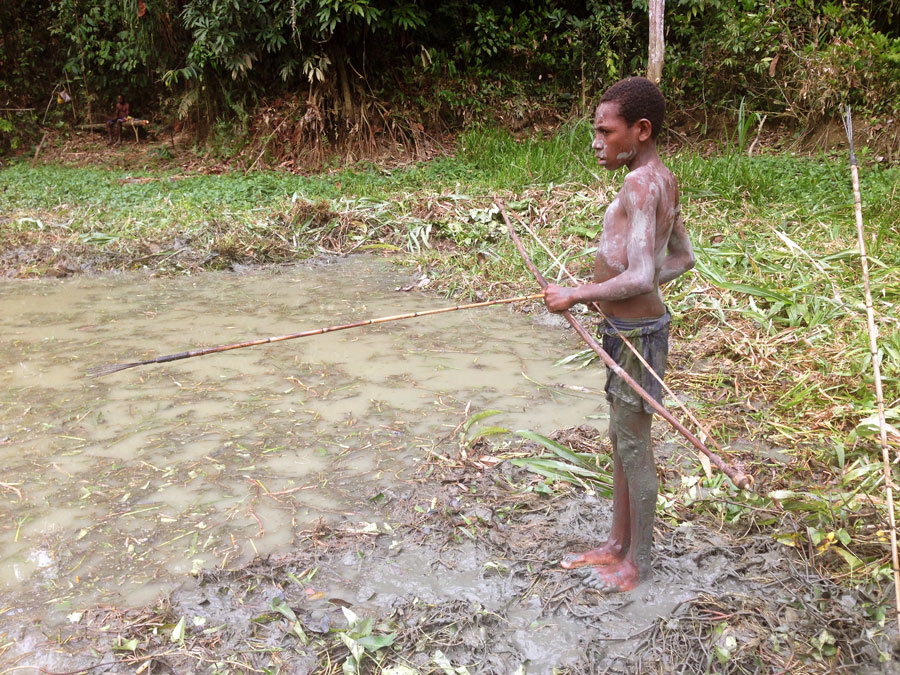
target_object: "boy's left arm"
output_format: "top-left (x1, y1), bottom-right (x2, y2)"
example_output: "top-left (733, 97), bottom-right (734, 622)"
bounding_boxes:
top-left (659, 212), bottom-right (695, 284)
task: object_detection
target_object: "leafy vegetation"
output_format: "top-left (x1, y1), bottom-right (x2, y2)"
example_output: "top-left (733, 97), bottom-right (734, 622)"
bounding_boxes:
top-left (2, 119), bottom-right (899, 595)
top-left (2, 1), bottom-right (899, 159)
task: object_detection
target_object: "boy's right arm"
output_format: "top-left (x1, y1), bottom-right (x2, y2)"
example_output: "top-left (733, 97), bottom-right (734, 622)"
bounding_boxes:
top-left (659, 214), bottom-right (694, 284)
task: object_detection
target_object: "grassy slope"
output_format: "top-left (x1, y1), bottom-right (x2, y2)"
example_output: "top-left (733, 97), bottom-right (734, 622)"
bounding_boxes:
top-left (2, 125), bottom-right (899, 595)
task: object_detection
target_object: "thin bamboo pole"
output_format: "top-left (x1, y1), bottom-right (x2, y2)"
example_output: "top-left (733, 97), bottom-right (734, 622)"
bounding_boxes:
top-left (843, 105), bottom-right (900, 640)
top-left (86, 293), bottom-right (544, 378)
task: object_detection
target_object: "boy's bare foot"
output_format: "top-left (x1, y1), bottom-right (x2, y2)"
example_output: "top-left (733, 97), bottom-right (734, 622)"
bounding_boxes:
top-left (578, 560), bottom-right (641, 593)
top-left (560, 543), bottom-right (624, 569)
top-left (582, 560), bottom-right (641, 593)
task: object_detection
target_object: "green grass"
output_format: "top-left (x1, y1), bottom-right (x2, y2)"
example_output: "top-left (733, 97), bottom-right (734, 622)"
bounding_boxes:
top-left (3, 127), bottom-right (900, 587)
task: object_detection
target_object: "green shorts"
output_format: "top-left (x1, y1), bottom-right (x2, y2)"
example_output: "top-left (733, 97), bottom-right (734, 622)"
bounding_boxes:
top-left (599, 312), bottom-right (670, 414)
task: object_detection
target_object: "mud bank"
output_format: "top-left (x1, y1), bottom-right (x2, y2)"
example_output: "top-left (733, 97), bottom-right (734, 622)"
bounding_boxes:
top-left (4, 446), bottom-right (895, 674)
top-left (1, 242), bottom-right (897, 673)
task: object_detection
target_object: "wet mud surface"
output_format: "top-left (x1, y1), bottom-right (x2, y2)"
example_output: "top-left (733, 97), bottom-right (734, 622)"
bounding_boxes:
top-left (1, 257), bottom-right (897, 673)
top-left (6, 455), bottom-right (893, 673)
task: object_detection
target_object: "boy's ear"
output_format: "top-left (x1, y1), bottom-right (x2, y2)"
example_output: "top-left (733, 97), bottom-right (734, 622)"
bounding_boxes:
top-left (635, 118), bottom-right (653, 142)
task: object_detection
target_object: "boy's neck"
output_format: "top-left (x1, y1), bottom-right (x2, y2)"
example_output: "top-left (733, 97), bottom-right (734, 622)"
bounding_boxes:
top-left (626, 141), bottom-right (660, 172)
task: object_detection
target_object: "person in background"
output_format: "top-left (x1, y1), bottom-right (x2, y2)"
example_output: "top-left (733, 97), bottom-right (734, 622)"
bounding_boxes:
top-left (107, 95), bottom-right (130, 145)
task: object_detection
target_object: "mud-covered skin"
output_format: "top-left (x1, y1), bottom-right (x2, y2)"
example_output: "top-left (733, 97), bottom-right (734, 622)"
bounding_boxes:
top-left (563, 404), bottom-right (656, 592)
top-left (544, 95), bottom-right (695, 592)
top-left (543, 101), bottom-right (694, 318)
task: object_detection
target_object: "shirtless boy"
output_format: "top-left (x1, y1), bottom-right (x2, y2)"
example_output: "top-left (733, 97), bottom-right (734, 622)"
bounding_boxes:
top-left (543, 77), bottom-right (695, 592)
top-left (107, 95), bottom-right (130, 145)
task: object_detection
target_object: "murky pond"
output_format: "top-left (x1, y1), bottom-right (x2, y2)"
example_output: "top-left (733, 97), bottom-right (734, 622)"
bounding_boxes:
top-left (0, 256), bottom-right (604, 617)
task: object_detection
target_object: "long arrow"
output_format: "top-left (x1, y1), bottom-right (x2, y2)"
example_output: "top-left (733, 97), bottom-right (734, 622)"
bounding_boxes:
top-left (497, 199), bottom-right (751, 490)
top-left (86, 292), bottom-right (544, 378)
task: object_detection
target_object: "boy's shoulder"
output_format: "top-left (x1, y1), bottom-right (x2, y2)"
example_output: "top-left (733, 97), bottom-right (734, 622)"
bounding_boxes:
top-left (622, 162), bottom-right (677, 197)
top-left (620, 164), bottom-right (668, 195)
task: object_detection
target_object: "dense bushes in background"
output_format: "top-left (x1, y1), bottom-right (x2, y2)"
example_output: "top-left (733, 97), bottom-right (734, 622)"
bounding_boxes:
top-left (1, 0), bottom-right (898, 154)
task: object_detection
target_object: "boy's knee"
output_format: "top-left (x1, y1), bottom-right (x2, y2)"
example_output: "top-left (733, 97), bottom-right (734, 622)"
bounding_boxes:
top-left (611, 408), bottom-right (653, 469)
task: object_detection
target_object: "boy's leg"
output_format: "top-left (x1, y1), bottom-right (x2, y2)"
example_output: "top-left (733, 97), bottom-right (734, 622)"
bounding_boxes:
top-left (583, 402), bottom-right (656, 591)
top-left (561, 420), bottom-right (630, 568)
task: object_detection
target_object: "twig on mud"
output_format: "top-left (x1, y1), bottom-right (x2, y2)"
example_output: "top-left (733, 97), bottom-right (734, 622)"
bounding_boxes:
top-left (248, 508), bottom-right (265, 536)
top-left (0, 483), bottom-right (22, 500)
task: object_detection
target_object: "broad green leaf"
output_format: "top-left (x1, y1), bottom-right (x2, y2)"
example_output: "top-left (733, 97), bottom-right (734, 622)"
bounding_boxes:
top-left (462, 410), bottom-right (504, 433)
top-left (834, 547), bottom-right (864, 571)
top-left (715, 645), bottom-right (731, 665)
top-left (515, 430), bottom-right (591, 469)
top-left (349, 616), bottom-right (375, 639)
top-left (112, 637), bottom-right (139, 652)
top-left (512, 457), bottom-right (607, 479)
top-left (340, 633), bottom-right (364, 662)
top-left (341, 606), bottom-right (359, 626)
top-left (356, 632), bottom-right (396, 651)
top-left (466, 425), bottom-right (510, 439)
top-left (342, 653), bottom-right (359, 675)
top-left (271, 595), bottom-right (298, 622)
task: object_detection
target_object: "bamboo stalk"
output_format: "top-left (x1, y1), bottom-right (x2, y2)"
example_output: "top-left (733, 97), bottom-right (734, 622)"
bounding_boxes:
top-left (506, 206), bottom-right (737, 482)
top-left (647, 0), bottom-right (665, 84)
top-left (498, 200), bottom-right (751, 489)
top-left (843, 105), bottom-right (900, 640)
top-left (86, 293), bottom-right (544, 378)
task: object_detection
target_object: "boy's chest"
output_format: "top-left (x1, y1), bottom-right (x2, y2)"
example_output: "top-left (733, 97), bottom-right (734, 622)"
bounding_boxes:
top-left (595, 197), bottom-right (630, 272)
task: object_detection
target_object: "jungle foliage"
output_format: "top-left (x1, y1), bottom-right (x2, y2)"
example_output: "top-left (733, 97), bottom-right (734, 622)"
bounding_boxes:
top-left (1, 1), bottom-right (900, 157)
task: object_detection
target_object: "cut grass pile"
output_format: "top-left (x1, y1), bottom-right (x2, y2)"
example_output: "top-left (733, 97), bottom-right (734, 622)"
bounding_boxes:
top-left (2, 124), bottom-right (899, 591)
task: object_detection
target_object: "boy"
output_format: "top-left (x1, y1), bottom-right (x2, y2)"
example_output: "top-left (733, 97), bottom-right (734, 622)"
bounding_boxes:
top-left (107, 95), bottom-right (130, 145)
top-left (543, 77), bottom-right (695, 591)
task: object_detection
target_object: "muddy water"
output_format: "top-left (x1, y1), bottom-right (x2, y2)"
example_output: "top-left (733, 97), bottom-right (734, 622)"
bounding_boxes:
top-left (0, 256), bottom-right (604, 617)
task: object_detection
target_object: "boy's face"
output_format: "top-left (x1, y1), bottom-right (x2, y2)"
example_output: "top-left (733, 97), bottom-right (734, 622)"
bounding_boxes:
top-left (591, 101), bottom-right (641, 171)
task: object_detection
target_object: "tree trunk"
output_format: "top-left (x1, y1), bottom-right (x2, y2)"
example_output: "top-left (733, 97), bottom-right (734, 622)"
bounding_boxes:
top-left (647, 0), bottom-right (665, 85)
top-left (72, 0), bottom-right (94, 124)
top-left (331, 37), bottom-right (355, 121)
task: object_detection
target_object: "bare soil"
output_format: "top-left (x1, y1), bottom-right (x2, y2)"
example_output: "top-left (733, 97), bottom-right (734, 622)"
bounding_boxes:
top-left (3, 427), bottom-right (896, 674)
top-left (2, 136), bottom-right (898, 673)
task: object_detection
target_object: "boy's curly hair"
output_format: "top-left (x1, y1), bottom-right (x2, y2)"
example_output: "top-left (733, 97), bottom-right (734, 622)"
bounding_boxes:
top-left (599, 77), bottom-right (666, 138)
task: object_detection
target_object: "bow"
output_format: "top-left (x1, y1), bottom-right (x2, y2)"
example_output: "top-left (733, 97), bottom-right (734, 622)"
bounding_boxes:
top-left (496, 199), bottom-right (751, 490)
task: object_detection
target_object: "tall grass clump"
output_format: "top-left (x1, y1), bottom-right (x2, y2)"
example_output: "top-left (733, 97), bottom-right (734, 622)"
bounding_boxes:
top-left (456, 121), bottom-right (601, 190)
